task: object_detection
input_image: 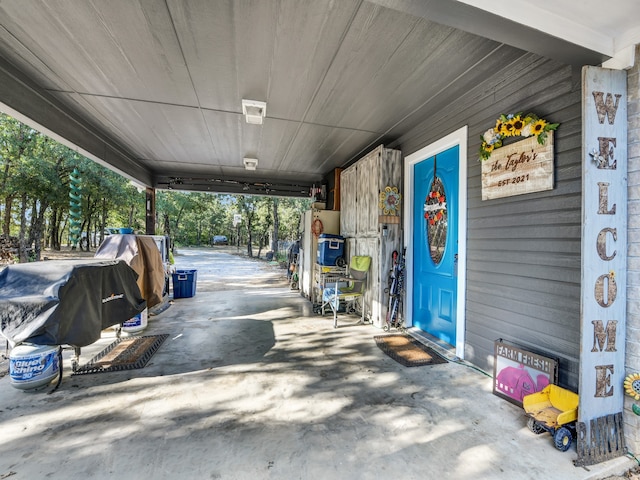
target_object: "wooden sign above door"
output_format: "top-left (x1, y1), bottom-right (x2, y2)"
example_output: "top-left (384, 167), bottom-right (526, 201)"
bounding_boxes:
top-left (481, 132), bottom-right (555, 200)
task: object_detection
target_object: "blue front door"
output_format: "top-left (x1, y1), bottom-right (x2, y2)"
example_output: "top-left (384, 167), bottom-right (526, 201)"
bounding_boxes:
top-left (412, 145), bottom-right (459, 346)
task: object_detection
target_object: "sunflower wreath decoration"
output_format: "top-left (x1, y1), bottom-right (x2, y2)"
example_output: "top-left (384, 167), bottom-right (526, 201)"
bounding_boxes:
top-left (479, 112), bottom-right (559, 160)
top-left (624, 373), bottom-right (640, 401)
top-left (624, 373), bottom-right (640, 415)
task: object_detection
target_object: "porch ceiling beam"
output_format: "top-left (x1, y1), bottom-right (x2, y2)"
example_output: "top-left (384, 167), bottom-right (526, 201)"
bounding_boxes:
top-left (370, 0), bottom-right (611, 67)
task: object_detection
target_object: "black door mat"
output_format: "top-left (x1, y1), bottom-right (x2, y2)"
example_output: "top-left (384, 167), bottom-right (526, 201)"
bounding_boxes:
top-left (72, 334), bottom-right (169, 375)
top-left (374, 334), bottom-right (448, 367)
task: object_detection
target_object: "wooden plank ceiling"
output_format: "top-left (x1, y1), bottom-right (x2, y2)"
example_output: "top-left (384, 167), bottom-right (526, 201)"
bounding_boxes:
top-left (0, 0), bottom-right (617, 196)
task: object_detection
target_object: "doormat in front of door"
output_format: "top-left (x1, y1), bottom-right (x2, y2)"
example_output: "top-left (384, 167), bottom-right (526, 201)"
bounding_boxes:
top-left (374, 334), bottom-right (447, 367)
top-left (72, 334), bottom-right (169, 375)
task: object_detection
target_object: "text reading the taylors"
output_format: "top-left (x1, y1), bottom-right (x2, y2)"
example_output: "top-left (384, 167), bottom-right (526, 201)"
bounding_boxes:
top-left (481, 133), bottom-right (554, 200)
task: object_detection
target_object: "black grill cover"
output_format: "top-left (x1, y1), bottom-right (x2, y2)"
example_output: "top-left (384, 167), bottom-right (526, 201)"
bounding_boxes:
top-left (0, 259), bottom-right (146, 347)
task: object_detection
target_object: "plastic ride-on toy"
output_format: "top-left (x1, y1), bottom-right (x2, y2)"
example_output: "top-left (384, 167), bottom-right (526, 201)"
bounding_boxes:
top-left (522, 384), bottom-right (579, 452)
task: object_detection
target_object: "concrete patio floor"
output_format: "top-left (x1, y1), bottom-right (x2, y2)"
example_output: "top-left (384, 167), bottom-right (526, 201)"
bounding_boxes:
top-left (0, 247), bottom-right (636, 479)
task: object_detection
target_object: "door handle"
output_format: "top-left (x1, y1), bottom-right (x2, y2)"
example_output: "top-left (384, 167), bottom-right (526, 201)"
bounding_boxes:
top-left (454, 253), bottom-right (458, 277)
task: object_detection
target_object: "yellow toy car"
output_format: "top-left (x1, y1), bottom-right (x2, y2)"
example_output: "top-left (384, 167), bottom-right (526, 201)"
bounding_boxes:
top-left (523, 385), bottom-right (579, 451)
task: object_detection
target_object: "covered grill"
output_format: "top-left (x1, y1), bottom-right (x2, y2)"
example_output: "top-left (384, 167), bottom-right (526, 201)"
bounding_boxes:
top-left (0, 259), bottom-right (145, 347)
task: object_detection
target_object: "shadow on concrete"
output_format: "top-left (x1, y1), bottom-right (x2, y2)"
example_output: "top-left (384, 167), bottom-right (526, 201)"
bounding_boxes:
top-left (0, 248), bottom-right (633, 479)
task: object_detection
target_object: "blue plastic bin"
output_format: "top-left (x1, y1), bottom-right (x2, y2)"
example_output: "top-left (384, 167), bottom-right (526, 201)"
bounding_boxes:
top-left (172, 269), bottom-right (197, 298)
top-left (317, 234), bottom-right (345, 266)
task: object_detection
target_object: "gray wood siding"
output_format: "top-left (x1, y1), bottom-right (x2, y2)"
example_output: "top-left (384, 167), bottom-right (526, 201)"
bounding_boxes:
top-left (390, 56), bottom-right (583, 390)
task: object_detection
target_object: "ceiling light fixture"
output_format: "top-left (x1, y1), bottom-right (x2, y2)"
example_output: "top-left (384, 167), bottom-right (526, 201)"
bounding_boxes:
top-left (241, 99), bottom-right (267, 125)
top-left (243, 157), bottom-right (258, 171)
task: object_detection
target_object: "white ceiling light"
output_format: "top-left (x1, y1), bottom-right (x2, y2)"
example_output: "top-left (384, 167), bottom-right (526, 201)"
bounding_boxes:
top-left (241, 99), bottom-right (267, 125)
top-left (243, 157), bottom-right (258, 171)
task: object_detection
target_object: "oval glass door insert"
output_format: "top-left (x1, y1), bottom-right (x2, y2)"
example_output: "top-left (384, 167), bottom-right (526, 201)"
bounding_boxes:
top-left (424, 176), bottom-right (448, 265)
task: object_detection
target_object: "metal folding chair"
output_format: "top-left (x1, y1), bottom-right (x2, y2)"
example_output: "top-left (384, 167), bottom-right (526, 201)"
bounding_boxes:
top-left (322, 255), bottom-right (371, 328)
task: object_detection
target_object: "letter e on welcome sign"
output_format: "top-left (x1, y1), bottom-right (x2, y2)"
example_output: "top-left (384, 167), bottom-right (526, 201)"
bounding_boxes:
top-left (577, 66), bottom-right (627, 466)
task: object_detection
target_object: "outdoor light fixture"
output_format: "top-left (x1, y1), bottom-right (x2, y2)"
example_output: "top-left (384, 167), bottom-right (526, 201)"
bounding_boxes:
top-left (241, 99), bottom-right (267, 125)
top-left (243, 157), bottom-right (258, 171)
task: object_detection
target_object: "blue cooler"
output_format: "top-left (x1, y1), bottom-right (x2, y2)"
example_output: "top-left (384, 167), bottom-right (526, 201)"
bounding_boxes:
top-left (317, 234), bottom-right (345, 266)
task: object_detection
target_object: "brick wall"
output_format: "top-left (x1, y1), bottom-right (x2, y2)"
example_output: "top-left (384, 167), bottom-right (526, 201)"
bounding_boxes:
top-left (625, 44), bottom-right (640, 454)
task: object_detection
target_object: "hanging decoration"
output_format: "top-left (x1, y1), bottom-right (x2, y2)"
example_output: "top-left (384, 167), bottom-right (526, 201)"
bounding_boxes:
top-left (69, 168), bottom-right (82, 249)
top-left (379, 186), bottom-right (401, 215)
top-left (311, 218), bottom-right (324, 237)
top-left (424, 187), bottom-right (446, 226)
top-left (424, 156), bottom-right (448, 265)
top-left (479, 112), bottom-right (559, 160)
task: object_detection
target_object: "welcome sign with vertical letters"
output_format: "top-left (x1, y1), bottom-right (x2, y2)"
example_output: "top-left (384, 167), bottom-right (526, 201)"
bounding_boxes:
top-left (577, 66), bottom-right (627, 466)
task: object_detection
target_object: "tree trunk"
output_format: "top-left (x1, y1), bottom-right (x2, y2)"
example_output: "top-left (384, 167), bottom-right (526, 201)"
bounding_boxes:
top-left (128, 203), bottom-right (135, 229)
top-left (32, 201), bottom-right (48, 262)
top-left (58, 212), bottom-right (68, 249)
top-left (257, 234), bottom-right (264, 258)
top-left (271, 198), bottom-right (279, 255)
top-left (162, 213), bottom-right (175, 254)
top-left (27, 199), bottom-right (37, 247)
top-left (82, 193), bottom-right (97, 251)
top-left (3, 195), bottom-right (13, 236)
top-left (163, 213), bottom-right (170, 236)
top-left (1, 144), bottom-right (13, 236)
top-left (246, 215), bottom-right (253, 257)
top-left (50, 208), bottom-right (60, 250)
top-left (18, 192), bottom-right (28, 262)
top-left (84, 216), bottom-right (91, 251)
top-left (100, 197), bottom-right (108, 245)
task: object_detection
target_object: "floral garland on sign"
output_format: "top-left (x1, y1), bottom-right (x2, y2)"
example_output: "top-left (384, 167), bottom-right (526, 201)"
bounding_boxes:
top-left (479, 112), bottom-right (559, 160)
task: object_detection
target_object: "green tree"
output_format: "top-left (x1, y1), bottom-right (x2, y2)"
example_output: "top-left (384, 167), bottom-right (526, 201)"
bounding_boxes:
top-left (277, 197), bottom-right (310, 242)
top-left (253, 197), bottom-right (273, 258)
top-left (26, 137), bottom-right (77, 258)
top-left (236, 195), bottom-right (258, 257)
top-left (0, 114), bottom-right (37, 242)
top-left (157, 190), bottom-right (193, 246)
top-left (0, 110), bottom-right (312, 261)
top-left (77, 159), bottom-right (143, 249)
